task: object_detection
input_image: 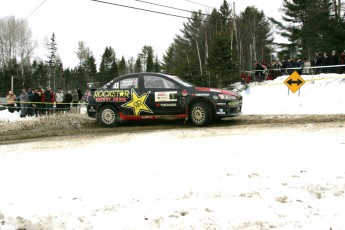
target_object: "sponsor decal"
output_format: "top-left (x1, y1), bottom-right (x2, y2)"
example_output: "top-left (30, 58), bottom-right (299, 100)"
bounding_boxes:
top-left (216, 109), bottom-right (225, 115)
top-left (156, 103), bottom-right (177, 108)
top-left (94, 90), bottom-right (130, 102)
top-left (181, 90), bottom-right (188, 96)
top-left (192, 93), bottom-right (210, 97)
top-left (121, 88), bottom-right (153, 116)
top-left (155, 91), bottom-right (178, 102)
top-left (228, 101), bottom-right (239, 107)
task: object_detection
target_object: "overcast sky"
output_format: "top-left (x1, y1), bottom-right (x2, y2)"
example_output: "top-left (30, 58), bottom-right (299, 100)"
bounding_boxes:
top-left (1, 0), bottom-right (283, 68)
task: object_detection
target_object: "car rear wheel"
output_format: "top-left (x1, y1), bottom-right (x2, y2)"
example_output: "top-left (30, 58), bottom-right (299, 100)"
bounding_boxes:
top-left (98, 105), bottom-right (119, 127)
top-left (190, 102), bottom-right (213, 126)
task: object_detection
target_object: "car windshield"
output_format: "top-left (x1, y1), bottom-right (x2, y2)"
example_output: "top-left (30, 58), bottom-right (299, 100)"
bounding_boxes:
top-left (164, 74), bottom-right (194, 87)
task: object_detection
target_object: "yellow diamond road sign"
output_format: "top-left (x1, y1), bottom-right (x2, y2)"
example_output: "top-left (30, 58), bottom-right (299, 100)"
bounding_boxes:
top-left (284, 71), bottom-right (305, 93)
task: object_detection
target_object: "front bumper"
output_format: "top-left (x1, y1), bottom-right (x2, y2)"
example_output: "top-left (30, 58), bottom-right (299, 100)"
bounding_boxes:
top-left (215, 100), bottom-right (242, 117)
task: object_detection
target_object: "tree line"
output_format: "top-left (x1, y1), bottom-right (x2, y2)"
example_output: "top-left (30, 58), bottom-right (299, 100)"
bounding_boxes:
top-left (1, 0), bottom-right (345, 96)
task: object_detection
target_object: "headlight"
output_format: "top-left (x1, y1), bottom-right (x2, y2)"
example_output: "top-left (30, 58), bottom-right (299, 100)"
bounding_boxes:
top-left (217, 94), bottom-right (237, 100)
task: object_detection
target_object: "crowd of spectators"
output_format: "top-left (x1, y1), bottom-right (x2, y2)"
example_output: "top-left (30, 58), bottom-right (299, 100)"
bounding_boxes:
top-left (241, 49), bottom-right (345, 83)
top-left (4, 86), bottom-right (91, 118)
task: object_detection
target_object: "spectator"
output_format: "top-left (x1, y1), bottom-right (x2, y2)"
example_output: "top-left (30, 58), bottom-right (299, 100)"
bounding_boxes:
top-left (44, 86), bottom-right (52, 115)
top-left (297, 58), bottom-right (304, 75)
top-left (330, 50), bottom-right (339, 73)
top-left (6, 90), bottom-right (17, 113)
top-left (272, 58), bottom-right (282, 78)
top-left (315, 52), bottom-right (323, 74)
top-left (40, 88), bottom-right (45, 115)
top-left (282, 58), bottom-right (289, 75)
top-left (288, 59), bottom-right (296, 74)
top-left (71, 89), bottom-right (79, 113)
top-left (77, 87), bottom-right (82, 102)
top-left (339, 50), bottom-right (345, 73)
top-left (27, 88), bottom-right (34, 117)
top-left (255, 62), bottom-right (264, 81)
top-left (32, 89), bottom-right (43, 117)
top-left (322, 51), bottom-right (331, 73)
top-left (303, 58), bottom-right (311, 75)
top-left (50, 87), bottom-right (55, 115)
top-left (63, 90), bottom-right (73, 112)
top-left (19, 89), bottom-right (29, 118)
top-left (83, 89), bottom-right (91, 103)
top-left (55, 87), bottom-right (64, 114)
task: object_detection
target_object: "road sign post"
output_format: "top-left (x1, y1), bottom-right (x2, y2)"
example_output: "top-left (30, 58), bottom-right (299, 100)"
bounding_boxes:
top-left (284, 71), bottom-right (305, 94)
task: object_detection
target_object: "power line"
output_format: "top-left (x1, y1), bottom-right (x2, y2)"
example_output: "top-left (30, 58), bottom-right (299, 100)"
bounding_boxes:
top-left (185, 0), bottom-right (214, 10)
top-left (91, 0), bottom-right (190, 20)
top-left (132, 0), bottom-right (210, 16)
top-left (91, 0), bottom-right (208, 21)
top-left (25, 0), bottom-right (49, 20)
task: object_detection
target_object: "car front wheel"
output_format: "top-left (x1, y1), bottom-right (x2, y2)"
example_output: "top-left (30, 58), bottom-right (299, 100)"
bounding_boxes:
top-left (97, 105), bottom-right (119, 127)
top-left (190, 102), bottom-right (213, 126)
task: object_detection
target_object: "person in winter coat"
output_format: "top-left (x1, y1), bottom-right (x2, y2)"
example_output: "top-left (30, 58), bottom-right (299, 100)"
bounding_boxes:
top-left (340, 51), bottom-right (345, 73)
top-left (71, 89), bottom-right (80, 113)
top-left (322, 52), bottom-right (331, 73)
top-left (330, 50), bottom-right (339, 73)
top-left (6, 90), bottom-right (17, 113)
top-left (50, 88), bottom-right (55, 115)
top-left (77, 87), bottom-right (82, 102)
top-left (63, 90), bottom-right (73, 112)
top-left (32, 90), bottom-right (43, 117)
top-left (255, 62), bottom-right (264, 81)
top-left (44, 86), bottom-right (52, 115)
top-left (27, 88), bottom-right (34, 117)
top-left (303, 58), bottom-right (311, 75)
top-left (82, 89), bottom-right (91, 103)
top-left (55, 87), bottom-right (64, 113)
top-left (19, 89), bottom-right (29, 117)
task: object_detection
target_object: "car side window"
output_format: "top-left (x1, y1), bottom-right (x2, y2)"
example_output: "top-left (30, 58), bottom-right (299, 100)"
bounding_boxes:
top-left (119, 77), bottom-right (138, 89)
top-left (144, 75), bottom-right (177, 89)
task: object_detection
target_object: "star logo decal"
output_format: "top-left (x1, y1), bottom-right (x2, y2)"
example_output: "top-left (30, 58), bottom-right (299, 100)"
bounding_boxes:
top-left (121, 88), bottom-right (153, 116)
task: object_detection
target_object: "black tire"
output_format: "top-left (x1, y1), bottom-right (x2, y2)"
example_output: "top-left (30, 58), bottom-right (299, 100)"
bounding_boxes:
top-left (189, 102), bottom-right (213, 126)
top-left (97, 105), bottom-right (120, 128)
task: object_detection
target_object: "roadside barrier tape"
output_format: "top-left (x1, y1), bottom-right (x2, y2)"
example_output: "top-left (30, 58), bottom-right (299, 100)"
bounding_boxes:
top-left (2, 101), bottom-right (88, 105)
top-left (243, 63), bottom-right (345, 74)
top-left (245, 73), bottom-right (345, 89)
top-left (1, 102), bottom-right (87, 110)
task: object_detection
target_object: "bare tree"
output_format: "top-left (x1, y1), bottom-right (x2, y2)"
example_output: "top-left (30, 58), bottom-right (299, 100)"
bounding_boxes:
top-left (76, 40), bottom-right (91, 67)
top-left (0, 16), bottom-right (37, 85)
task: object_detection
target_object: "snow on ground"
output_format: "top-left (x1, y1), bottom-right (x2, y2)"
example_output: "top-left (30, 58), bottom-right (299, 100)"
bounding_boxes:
top-left (1, 73), bottom-right (345, 230)
top-left (242, 73), bottom-right (345, 115)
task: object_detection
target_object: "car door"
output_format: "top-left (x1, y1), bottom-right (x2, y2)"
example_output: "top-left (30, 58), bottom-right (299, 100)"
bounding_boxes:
top-left (111, 75), bottom-right (144, 116)
top-left (143, 74), bottom-right (183, 115)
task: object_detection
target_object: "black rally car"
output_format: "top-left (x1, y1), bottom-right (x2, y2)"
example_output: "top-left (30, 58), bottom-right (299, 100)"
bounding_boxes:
top-left (87, 72), bottom-right (242, 127)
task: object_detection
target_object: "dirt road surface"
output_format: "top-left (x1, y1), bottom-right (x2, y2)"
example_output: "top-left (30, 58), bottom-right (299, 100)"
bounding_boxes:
top-left (1, 114), bottom-right (345, 145)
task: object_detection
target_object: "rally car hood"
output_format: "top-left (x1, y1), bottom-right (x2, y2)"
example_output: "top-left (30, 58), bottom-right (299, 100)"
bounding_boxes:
top-left (194, 87), bottom-right (236, 96)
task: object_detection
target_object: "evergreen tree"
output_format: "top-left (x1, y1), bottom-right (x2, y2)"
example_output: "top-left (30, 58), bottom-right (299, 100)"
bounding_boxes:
top-left (46, 33), bottom-right (58, 89)
top-left (127, 57), bottom-right (135, 73)
top-left (86, 54), bottom-right (97, 83)
top-left (154, 55), bottom-right (161, 73)
top-left (146, 48), bottom-right (154, 72)
top-left (32, 60), bottom-right (48, 89)
top-left (134, 56), bottom-right (142, 73)
top-left (118, 56), bottom-right (127, 75)
top-left (99, 46), bottom-right (117, 83)
top-left (208, 32), bottom-right (233, 87)
top-left (271, 0), bottom-right (345, 59)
